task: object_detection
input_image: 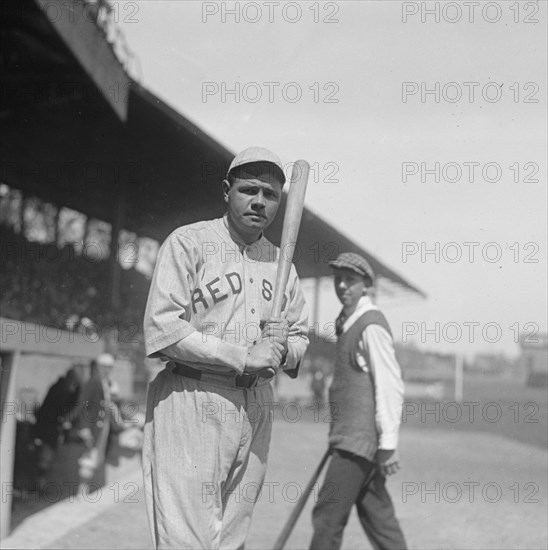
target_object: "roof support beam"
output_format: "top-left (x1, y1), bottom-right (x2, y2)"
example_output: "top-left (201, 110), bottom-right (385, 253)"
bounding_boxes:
top-left (108, 143), bottom-right (129, 310)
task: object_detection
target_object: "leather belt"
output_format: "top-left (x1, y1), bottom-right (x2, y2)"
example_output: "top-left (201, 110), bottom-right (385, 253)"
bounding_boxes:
top-left (169, 362), bottom-right (260, 389)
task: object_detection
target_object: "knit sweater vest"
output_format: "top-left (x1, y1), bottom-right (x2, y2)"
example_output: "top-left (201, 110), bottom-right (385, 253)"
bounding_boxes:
top-left (328, 309), bottom-right (392, 461)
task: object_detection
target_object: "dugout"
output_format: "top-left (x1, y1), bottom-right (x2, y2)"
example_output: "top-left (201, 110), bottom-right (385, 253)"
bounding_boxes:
top-left (1, 0), bottom-right (424, 537)
top-left (0, 318), bottom-right (105, 539)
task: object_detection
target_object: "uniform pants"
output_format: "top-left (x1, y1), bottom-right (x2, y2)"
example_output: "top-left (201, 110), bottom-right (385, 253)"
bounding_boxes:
top-left (143, 369), bottom-right (274, 549)
top-left (310, 449), bottom-right (407, 550)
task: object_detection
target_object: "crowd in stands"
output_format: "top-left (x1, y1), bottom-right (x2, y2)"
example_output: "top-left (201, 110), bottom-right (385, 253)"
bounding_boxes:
top-left (0, 223), bottom-right (150, 333)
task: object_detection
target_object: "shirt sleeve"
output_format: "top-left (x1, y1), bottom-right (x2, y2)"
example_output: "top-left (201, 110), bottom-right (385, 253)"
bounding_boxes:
top-left (143, 229), bottom-right (248, 373)
top-left (363, 324), bottom-right (404, 450)
top-left (281, 263), bottom-right (310, 378)
top-left (163, 333), bottom-right (248, 374)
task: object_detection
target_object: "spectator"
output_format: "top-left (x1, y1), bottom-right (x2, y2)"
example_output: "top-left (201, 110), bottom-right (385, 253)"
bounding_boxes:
top-left (310, 368), bottom-right (327, 408)
top-left (74, 353), bottom-right (126, 481)
top-left (34, 364), bottom-right (85, 488)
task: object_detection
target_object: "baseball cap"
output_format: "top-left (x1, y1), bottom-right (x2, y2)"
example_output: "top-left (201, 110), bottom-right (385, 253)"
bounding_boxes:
top-left (329, 252), bottom-right (375, 282)
top-left (96, 353), bottom-right (115, 367)
top-left (227, 146), bottom-right (286, 184)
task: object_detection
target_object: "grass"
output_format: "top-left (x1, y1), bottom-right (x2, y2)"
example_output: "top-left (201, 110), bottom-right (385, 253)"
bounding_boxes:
top-left (401, 373), bottom-right (548, 449)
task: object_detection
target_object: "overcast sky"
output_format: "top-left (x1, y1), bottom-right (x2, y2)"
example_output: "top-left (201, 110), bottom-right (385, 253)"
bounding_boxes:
top-left (118, 1), bottom-right (547, 358)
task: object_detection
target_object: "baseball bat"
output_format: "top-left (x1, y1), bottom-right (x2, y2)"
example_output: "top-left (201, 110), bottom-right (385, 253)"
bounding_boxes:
top-left (271, 159), bottom-right (310, 317)
top-left (262, 160), bottom-right (309, 377)
top-left (272, 448), bottom-right (332, 550)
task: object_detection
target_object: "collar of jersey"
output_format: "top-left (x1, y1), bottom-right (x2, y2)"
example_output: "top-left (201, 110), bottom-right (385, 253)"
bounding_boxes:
top-left (220, 214), bottom-right (266, 249)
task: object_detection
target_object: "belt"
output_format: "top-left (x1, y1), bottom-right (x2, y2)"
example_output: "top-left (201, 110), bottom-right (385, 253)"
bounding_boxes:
top-left (169, 362), bottom-right (260, 389)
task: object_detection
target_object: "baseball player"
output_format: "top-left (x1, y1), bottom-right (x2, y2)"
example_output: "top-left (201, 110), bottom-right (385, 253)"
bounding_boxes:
top-left (143, 147), bottom-right (309, 549)
top-left (309, 252), bottom-right (407, 550)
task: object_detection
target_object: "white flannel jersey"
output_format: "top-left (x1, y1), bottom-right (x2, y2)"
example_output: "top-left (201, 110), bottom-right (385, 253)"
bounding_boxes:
top-left (144, 215), bottom-right (309, 375)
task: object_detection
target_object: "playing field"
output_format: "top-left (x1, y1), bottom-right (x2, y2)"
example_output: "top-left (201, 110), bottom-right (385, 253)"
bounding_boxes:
top-left (248, 374), bottom-right (548, 550)
top-left (248, 422), bottom-right (547, 549)
top-left (5, 374), bottom-right (547, 550)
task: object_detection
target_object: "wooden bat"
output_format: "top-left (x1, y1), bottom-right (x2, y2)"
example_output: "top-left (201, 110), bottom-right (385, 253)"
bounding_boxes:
top-left (271, 159), bottom-right (310, 317)
top-left (272, 451), bottom-right (378, 550)
top-left (272, 448), bottom-right (332, 550)
top-left (261, 160), bottom-right (309, 378)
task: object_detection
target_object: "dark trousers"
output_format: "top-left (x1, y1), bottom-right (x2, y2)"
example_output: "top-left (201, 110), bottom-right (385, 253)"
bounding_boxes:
top-left (309, 449), bottom-right (407, 550)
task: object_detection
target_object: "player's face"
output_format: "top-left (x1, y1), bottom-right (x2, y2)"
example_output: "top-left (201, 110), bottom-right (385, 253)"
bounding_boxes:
top-left (333, 268), bottom-right (366, 310)
top-left (224, 167), bottom-right (284, 242)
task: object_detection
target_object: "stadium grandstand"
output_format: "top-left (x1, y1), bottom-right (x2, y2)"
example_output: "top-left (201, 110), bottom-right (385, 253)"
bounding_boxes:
top-left (0, 0), bottom-right (425, 537)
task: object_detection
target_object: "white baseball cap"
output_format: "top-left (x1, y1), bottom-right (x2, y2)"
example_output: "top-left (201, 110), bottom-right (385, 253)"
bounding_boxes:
top-left (227, 146), bottom-right (286, 184)
top-left (97, 353), bottom-right (115, 367)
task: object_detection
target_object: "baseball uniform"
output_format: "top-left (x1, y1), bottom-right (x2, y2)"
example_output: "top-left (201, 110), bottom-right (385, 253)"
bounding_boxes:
top-left (143, 214), bottom-right (309, 549)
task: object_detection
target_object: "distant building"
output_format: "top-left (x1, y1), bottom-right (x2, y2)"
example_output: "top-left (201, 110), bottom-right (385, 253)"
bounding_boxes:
top-left (468, 353), bottom-right (516, 377)
top-left (520, 332), bottom-right (548, 386)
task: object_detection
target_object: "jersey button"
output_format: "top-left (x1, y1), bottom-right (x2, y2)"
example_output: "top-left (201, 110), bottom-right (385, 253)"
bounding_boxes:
top-left (250, 278), bottom-right (253, 283)
top-left (251, 308), bottom-right (255, 314)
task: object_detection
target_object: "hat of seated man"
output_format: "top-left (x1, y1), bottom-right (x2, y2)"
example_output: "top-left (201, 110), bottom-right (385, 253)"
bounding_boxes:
top-left (227, 146), bottom-right (286, 184)
top-left (329, 252), bottom-right (375, 283)
top-left (97, 353), bottom-right (115, 368)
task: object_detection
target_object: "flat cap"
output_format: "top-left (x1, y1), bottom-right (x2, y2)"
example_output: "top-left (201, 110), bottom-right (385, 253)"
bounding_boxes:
top-left (329, 252), bottom-right (375, 282)
top-left (227, 146), bottom-right (286, 184)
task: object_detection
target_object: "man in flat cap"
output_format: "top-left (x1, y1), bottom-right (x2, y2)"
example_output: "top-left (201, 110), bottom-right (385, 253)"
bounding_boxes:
top-left (143, 147), bottom-right (309, 549)
top-left (309, 252), bottom-right (407, 550)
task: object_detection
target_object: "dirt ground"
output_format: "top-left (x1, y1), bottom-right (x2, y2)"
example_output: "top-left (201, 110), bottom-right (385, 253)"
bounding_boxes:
top-left (4, 373), bottom-right (547, 549)
top-left (4, 415), bottom-right (545, 550)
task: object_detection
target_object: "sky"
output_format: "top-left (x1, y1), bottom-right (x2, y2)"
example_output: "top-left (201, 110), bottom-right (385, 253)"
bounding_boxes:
top-left (117, 0), bottom-right (547, 358)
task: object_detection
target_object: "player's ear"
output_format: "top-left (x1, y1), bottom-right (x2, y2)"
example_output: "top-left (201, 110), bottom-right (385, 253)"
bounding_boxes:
top-left (222, 179), bottom-right (231, 203)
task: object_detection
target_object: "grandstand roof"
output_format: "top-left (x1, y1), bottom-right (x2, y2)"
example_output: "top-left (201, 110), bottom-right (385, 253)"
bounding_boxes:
top-left (1, 0), bottom-right (425, 298)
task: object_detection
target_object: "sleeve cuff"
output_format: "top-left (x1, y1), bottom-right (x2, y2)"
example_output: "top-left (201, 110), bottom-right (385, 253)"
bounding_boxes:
top-left (216, 341), bottom-right (248, 374)
top-left (146, 324), bottom-right (195, 358)
top-left (378, 432), bottom-right (399, 450)
top-left (161, 332), bottom-right (248, 374)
